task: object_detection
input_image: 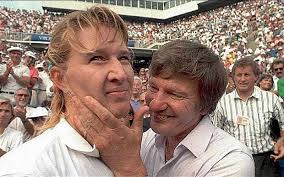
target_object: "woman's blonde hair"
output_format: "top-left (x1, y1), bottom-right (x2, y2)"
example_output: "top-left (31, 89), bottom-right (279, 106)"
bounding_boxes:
top-left (42, 6), bottom-right (128, 131)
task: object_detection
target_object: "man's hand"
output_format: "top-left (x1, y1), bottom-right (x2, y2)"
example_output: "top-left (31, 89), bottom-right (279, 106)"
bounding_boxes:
top-left (13, 106), bottom-right (26, 120)
top-left (6, 61), bottom-right (13, 74)
top-left (271, 137), bottom-right (284, 161)
top-left (71, 95), bottom-right (149, 177)
top-left (0, 148), bottom-right (6, 157)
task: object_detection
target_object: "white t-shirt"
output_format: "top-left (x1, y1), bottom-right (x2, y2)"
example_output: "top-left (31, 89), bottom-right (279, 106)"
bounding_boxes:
top-left (0, 119), bottom-right (114, 177)
top-left (0, 127), bottom-right (23, 152)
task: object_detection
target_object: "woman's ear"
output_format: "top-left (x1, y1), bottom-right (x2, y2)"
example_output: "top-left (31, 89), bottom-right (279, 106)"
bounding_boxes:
top-left (49, 66), bottom-right (66, 91)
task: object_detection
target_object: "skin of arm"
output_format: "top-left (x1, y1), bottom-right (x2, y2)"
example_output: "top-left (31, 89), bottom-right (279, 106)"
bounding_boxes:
top-left (0, 148), bottom-right (6, 157)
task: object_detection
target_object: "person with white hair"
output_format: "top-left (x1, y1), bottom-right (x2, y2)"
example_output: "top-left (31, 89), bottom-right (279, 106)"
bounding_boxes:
top-left (131, 76), bottom-right (143, 113)
top-left (0, 46), bottom-right (30, 102)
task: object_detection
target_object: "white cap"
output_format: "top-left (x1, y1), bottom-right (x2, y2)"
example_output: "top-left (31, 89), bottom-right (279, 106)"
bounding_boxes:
top-left (25, 51), bottom-right (36, 59)
top-left (26, 107), bottom-right (49, 119)
top-left (7, 46), bottom-right (23, 53)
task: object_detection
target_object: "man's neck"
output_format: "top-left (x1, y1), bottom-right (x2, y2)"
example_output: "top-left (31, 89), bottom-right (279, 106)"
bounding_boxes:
top-left (236, 89), bottom-right (254, 101)
top-left (131, 95), bottom-right (140, 101)
top-left (0, 127), bottom-right (6, 135)
top-left (12, 60), bottom-right (20, 66)
top-left (165, 118), bottom-right (201, 161)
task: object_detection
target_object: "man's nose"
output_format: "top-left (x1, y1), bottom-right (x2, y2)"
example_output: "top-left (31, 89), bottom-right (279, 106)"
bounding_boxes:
top-left (149, 93), bottom-right (168, 112)
top-left (107, 58), bottom-right (128, 82)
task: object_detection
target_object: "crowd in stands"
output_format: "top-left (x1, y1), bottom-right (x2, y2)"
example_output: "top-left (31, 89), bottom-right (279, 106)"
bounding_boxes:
top-left (1, 0), bottom-right (284, 59)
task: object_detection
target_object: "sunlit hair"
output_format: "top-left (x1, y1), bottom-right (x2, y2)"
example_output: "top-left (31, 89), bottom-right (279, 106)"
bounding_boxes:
top-left (149, 40), bottom-right (228, 114)
top-left (0, 97), bottom-right (13, 116)
top-left (42, 6), bottom-right (128, 131)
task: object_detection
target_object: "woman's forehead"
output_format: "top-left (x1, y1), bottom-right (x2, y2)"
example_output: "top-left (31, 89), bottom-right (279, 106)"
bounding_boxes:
top-left (74, 26), bottom-right (126, 53)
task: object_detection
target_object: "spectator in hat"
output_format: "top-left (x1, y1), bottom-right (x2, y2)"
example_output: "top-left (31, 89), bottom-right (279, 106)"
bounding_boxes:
top-left (23, 51), bottom-right (39, 106)
top-left (0, 46), bottom-right (30, 102)
top-left (35, 61), bottom-right (53, 106)
top-left (0, 97), bottom-right (24, 157)
top-left (26, 106), bottom-right (48, 134)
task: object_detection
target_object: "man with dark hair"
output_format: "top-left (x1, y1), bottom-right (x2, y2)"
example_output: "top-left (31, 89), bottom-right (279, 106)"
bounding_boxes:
top-left (212, 57), bottom-right (284, 177)
top-left (271, 59), bottom-right (284, 92)
top-left (74, 40), bottom-right (254, 177)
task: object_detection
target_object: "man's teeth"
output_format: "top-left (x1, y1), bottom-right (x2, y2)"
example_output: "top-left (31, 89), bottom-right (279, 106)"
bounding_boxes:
top-left (157, 115), bottom-right (168, 119)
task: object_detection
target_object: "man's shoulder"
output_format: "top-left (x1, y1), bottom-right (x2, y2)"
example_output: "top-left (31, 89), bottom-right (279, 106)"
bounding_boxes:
top-left (2, 127), bottom-right (24, 138)
top-left (201, 128), bottom-right (254, 176)
top-left (210, 128), bottom-right (252, 155)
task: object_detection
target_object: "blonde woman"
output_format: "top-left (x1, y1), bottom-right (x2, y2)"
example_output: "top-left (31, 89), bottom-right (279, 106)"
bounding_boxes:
top-left (0, 6), bottom-right (146, 176)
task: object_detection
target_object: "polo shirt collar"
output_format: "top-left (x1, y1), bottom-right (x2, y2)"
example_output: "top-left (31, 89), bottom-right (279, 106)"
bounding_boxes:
top-left (56, 118), bottom-right (100, 157)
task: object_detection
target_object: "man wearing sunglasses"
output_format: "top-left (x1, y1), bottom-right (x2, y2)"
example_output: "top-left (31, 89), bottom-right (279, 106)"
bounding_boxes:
top-left (271, 59), bottom-right (284, 92)
top-left (8, 88), bottom-right (35, 142)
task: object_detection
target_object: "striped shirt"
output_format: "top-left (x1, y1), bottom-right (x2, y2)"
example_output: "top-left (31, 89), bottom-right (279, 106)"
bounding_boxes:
top-left (211, 86), bottom-right (284, 154)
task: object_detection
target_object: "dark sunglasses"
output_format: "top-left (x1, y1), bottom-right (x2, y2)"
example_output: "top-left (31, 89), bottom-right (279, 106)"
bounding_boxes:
top-left (16, 94), bottom-right (29, 97)
top-left (274, 67), bottom-right (284, 72)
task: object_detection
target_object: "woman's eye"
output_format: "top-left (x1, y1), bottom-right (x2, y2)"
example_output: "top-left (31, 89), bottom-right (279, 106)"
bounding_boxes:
top-left (90, 56), bottom-right (106, 62)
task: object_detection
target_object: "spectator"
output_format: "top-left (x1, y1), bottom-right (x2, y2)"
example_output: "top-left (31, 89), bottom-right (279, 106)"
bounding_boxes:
top-left (35, 61), bottom-right (53, 106)
top-left (271, 59), bottom-right (284, 91)
top-left (257, 73), bottom-right (274, 91)
top-left (0, 46), bottom-right (30, 102)
top-left (8, 88), bottom-right (35, 142)
top-left (212, 57), bottom-right (284, 177)
top-left (131, 76), bottom-right (143, 113)
top-left (0, 97), bottom-right (23, 157)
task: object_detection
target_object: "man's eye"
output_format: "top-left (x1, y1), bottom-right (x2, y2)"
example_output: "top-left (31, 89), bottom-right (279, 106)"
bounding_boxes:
top-left (170, 93), bottom-right (184, 100)
top-left (148, 85), bottom-right (158, 92)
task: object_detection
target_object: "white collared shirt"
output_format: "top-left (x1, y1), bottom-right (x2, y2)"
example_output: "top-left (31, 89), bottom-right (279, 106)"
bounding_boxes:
top-left (212, 86), bottom-right (284, 154)
top-left (0, 127), bottom-right (23, 152)
top-left (0, 119), bottom-right (114, 177)
top-left (141, 116), bottom-right (254, 177)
